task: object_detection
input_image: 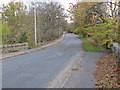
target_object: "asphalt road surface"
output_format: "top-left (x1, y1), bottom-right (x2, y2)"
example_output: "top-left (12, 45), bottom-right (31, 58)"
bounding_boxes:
top-left (2, 34), bottom-right (83, 88)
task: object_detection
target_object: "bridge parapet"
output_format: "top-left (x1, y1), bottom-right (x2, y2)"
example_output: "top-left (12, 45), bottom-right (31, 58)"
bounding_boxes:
top-left (111, 43), bottom-right (120, 59)
top-left (0, 43), bottom-right (28, 54)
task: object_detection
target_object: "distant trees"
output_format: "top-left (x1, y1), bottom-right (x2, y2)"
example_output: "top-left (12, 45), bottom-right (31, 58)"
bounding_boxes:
top-left (68, 0), bottom-right (119, 48)
top-left (1, 2), bottom-right (29, 44)
top-left (1, 1), bottom-right (67, 47)
top-left (34, 2), bottom-right (65, 43)
top-left (66, 22), bottom-right (75, 33)
top-left (1, 21), bottom-right (10, 44)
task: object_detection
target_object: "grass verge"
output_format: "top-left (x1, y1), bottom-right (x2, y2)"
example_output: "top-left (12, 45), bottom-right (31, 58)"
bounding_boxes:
top-left (8, 50), bottom-right (20, 53)
top-left (78, 37), bottom-right (105, 52)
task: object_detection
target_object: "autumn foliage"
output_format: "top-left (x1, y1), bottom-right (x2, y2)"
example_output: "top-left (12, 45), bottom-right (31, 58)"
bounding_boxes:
top-left (68, 1), bottom-right (119, 48)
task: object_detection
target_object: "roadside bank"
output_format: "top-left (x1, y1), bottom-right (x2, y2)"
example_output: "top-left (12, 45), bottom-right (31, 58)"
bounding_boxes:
top-left (94, 53), bottom-right (120, 88)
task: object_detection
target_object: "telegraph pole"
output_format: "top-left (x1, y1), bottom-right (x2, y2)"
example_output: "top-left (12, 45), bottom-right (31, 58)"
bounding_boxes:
top-left (59, 22), bottom-right (61, 37)
top-left (34, 6), bottom-right (37, 46)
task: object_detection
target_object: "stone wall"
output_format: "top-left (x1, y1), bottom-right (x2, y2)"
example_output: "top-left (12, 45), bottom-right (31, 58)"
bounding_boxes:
top-left (0, 43), bottom-right (28, 54)
top-left (111, 43), bottom-right (120, 59)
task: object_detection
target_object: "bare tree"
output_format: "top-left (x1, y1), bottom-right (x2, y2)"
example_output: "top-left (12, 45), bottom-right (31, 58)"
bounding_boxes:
top-left (31, 1), bottom-right (65, 44)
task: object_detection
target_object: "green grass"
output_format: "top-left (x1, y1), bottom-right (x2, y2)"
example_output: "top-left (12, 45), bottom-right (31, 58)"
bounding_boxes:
top-left (9, 50), bottom-right (20, 53)
top-left (79, 37), bottom-right (105, 52)
top-left (28, 46), bottom-right (33, 49)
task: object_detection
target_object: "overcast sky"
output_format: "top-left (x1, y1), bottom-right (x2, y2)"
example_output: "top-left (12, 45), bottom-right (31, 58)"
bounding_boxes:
top-left (0, 0), bottom-right (77, 9)
top-left (0, 0), bottom-right (77, 22)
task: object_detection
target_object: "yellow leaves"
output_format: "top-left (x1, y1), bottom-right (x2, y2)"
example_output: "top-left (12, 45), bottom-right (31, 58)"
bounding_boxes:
top-left (65, 16), bottom-right (69, 18)
top-left (69, 0), bottom-right (119, 48)
top-left (70, 16), bottom-right (74, 21)
top-left (83, 22), bottom-right (118, 48)
top-left (81, 27), bottom-right (86, 30)
top-left (87, 32), bottom-right (95, 35)
top-left (109, 8), bottom-right (112, 11)
top-left (101, 40), bottom-right (110, 45)
top-left (89, 17), bottom-right (93, 21)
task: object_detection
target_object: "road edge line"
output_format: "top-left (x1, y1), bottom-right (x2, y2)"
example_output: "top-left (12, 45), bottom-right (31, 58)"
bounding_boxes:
top-left (0, 34), bottom-right (65, 60)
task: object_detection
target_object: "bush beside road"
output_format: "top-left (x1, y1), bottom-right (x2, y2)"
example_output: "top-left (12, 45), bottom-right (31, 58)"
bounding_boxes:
top-left (78, 37), bottom-right (105, 52)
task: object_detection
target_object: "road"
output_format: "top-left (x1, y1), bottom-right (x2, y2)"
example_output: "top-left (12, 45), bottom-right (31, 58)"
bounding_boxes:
top-left (2, 34), bottom-right (83, 88)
